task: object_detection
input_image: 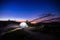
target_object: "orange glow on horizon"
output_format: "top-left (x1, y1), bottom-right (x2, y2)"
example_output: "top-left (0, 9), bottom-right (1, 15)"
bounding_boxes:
top-left (15, 20), bottom-right (26, 22)
top-left (31, 22), bottom-right (37, 24)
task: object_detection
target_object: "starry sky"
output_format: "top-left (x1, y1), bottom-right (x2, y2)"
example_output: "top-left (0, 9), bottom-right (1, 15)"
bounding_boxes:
top-left (0, 0), bottom-right (60, 20)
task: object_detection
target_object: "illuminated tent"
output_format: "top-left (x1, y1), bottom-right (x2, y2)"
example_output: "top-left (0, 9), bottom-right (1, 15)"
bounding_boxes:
top-left (19, 22), bottom-right (28, 28)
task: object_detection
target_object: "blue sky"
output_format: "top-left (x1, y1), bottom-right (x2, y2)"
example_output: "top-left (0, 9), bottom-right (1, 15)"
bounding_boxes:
top-left (0, 0), bottom-right (60, 20)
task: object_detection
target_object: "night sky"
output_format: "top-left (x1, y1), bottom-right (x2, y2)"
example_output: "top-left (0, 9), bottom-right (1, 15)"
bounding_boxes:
top-left (0, 0), bottom-right (60, 20)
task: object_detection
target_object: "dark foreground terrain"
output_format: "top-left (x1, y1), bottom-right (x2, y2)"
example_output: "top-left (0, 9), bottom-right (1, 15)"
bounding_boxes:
top-left (0, 27), bottom-right (60, 40)
top-left (0, 21), bottom-right (60, 40)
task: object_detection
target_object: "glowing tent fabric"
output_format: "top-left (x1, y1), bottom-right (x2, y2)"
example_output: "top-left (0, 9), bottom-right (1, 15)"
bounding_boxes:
top-left (19, 22), bottom-right (28, 28)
